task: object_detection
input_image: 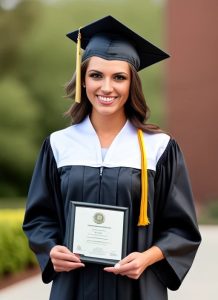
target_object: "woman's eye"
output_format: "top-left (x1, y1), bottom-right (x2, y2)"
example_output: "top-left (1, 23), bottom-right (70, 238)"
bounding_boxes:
top-left (89, 73), bottom-right (102, 79)
top-left (114, 75), bottom-right (126, 81)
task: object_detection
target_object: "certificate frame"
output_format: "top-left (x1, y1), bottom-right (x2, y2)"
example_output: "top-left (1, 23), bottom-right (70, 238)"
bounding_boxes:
top-left (65, 201), bottom-right (129, 266)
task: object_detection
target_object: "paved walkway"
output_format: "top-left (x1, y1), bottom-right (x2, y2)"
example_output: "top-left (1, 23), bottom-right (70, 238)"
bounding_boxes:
top-left (0, 225), bottom-right (217, 300)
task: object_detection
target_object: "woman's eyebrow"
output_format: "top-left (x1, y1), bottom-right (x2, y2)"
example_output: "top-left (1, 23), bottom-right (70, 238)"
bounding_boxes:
top-left (87, 69), bottom-right (102, 73)
top-left (87, 70), bottom-right (129, 76)
top-left (113, 72), bottom-right (129, 76)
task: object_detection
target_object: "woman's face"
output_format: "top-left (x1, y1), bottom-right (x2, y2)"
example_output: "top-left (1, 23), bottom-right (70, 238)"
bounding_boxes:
top-left (85, 56), bottom-right (131, 119)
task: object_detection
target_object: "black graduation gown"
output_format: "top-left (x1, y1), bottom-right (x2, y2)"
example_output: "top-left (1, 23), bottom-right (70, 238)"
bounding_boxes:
top-left (23, 117), bottom-right (201, 300)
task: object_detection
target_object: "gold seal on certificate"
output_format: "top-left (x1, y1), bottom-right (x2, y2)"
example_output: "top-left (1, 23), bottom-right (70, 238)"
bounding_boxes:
top-left (93, 212), bottom-right (105, 224)
top-left (65, 202), bottom-right (129, 265)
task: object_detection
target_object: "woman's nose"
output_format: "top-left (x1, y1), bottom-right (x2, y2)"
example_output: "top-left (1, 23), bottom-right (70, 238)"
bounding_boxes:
top-left (101, 78), bottom-right (113, 94)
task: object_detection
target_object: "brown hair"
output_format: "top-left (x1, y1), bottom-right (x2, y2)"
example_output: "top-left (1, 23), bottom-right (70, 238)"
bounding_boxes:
top-left (65, 59), bottom-right (162, 133)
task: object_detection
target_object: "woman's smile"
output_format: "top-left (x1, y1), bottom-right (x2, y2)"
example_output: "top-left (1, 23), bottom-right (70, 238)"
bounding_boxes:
top-left (85, 56), bottom-right (131, 119)
top-left (96, 95), bottom-right (118, 105)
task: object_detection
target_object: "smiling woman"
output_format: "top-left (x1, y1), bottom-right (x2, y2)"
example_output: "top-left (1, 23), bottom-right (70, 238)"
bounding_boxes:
top-left (23, 15), bottom-right (201, 300)
top-left (65, 57), bottom-right (157, 133)
top-left (85, 57), bottom-right (131, 125)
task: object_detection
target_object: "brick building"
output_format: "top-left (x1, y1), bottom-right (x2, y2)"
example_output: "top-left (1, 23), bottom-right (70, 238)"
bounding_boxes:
top-left (166, 0), bottom-right (218, 204)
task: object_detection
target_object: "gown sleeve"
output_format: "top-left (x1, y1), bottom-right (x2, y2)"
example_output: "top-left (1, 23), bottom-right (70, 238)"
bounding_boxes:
top-left (151, 139), bottom-right (201, 290)
top-left (23, 137), bottom-right (64, 283)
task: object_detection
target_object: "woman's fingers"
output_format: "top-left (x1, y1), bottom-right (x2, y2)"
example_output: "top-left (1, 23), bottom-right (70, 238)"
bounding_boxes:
top-left (104, 252), bottom-right (148, 279)
top-left (104, 252), bottom-right (137, 273)
top-left (118, 252), bottom-right (137, 265)
top-left (51, 251), bottom-right (81, 263)
top-left (50, 245), bottom-right (85, 272)
top-left (51, 245), bottom-right (81, 261)
top-left (104, 260), bottom-right (135, 274)
top-left (53, 261), bottom-right (85, 272)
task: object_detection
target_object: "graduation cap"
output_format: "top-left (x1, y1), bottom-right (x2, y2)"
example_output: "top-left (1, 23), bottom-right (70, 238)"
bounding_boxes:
top-left (66, 16), bottom-right (169, 226)
top-left (66, 15), bottom-right (169, 103)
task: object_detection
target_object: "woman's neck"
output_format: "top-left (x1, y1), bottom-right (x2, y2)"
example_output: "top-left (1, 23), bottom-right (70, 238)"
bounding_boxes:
top-left (90, 113), bottom-right (127, 148)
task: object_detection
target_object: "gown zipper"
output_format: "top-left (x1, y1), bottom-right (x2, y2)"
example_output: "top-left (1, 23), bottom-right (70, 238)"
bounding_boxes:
top-left (99, 166), bottom-right (104, 178)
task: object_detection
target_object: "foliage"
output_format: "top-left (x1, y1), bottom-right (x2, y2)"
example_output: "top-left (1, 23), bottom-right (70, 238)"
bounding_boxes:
top-left (0, 197), bottom-right (26, 209)
top-left (0, 0), bottom-right (167, 197)
top-left (0, 1), bottom-right (43, 196)
top-left (0, 78), bottom-right (41, 196)
top-left (0, 1), bottom-right (41, 73)
top-left (0, 209), bottom-right (37, 277)
top-left (198, 200), bottom-right (218, 225)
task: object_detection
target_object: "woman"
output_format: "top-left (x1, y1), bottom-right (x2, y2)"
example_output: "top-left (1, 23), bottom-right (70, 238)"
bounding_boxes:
top-left (23, 16), bottom-right (201, 300)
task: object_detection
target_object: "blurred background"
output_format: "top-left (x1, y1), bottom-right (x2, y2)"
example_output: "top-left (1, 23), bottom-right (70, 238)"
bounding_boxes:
top-left (0, 0), bottom-right (217, 295)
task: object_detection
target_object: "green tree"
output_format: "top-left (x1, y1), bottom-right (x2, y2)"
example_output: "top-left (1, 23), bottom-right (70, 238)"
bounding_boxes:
top-left (0, 1), bottom-right (42, 196)
top-left (0, 77), bottom-right (41, 196)
top-left (0, 1), bottom-right (41, 75)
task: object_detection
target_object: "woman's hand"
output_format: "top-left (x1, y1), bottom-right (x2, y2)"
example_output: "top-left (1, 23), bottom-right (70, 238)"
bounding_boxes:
top-left (50, 245), bottom-right (85, 272)
top-left (104, 252), bottom-right (148, 279)
top-left (104, 246), bottom-right (164, 280)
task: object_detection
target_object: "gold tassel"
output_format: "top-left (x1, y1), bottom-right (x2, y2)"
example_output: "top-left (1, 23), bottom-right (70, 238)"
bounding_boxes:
top-left (137, 129), bottom-right (150, 226)
top-left (75, 29), bottom-right (82, 103)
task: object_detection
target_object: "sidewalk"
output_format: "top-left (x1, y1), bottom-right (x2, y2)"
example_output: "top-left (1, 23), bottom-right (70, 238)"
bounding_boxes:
top-left (0, 274), bottom-right (51, 300)
top-left (168, 225), bottom-right (217, 299)
top-left (0, 225), bottom-right (216, 300)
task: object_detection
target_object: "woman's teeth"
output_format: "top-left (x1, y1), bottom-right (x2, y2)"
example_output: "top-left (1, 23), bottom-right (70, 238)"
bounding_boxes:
top-left (98, 96), bottom-right (115, 103)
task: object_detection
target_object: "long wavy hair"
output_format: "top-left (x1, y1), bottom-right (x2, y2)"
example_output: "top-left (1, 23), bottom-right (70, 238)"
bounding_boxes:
top-left (65, 59), bottom-right (162, 133)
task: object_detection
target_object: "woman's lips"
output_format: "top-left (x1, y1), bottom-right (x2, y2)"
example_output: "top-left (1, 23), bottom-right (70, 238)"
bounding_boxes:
top-left (97, 95), bottom-right (117, 104)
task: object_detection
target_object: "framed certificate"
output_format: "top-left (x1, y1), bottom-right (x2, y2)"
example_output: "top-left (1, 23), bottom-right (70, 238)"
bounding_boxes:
top-left (65, 201), bottom-right (129, 265)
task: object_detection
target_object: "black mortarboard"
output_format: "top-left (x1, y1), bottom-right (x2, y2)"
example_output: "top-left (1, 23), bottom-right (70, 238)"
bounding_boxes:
top-left (67, 15), bottom-right (169, 72)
